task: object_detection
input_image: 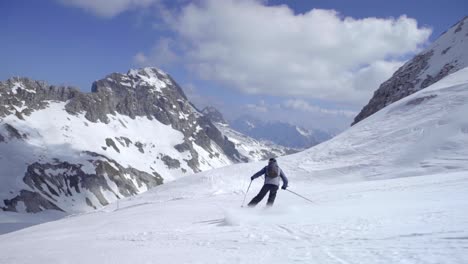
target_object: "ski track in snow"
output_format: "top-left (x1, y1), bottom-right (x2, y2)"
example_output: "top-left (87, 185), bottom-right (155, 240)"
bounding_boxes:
top-left (0, 171), bottom-right (467, 264)
top-left (1, 68), bottom-right (468, 263)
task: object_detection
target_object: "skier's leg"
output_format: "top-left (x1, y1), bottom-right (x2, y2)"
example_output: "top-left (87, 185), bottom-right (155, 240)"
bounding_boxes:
top-left (266, 185), bottom-right (279, 206)
top-left (248, 185), bottom-right (269, 207)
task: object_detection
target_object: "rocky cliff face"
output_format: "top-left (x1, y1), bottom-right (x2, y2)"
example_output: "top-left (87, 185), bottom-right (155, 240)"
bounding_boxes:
top-left (202, 106), bottom-right (228, 124)
top-left (3, 154), bottom-right (163, 213)
top-left (0, 68), bottom-right (246, 213)
top-left (353, 16), bottom-right (468, 125)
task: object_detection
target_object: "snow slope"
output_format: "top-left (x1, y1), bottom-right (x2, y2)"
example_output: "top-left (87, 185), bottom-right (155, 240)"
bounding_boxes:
top-left (1, 68), bottom-right (468, 263)
top-left (1, 171), bottom-right (466, 263)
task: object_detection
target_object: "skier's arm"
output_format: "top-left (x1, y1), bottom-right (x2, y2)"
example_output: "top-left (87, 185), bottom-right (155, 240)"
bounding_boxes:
top-left (280, 169), bottom-right (289, 189)
top-left (251, 167), bottom-right (266, 180)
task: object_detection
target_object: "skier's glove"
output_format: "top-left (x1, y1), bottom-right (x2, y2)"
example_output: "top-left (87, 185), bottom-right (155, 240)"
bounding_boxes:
top-left (250, 176), bottom-right (255, 181)
top-left (281, 185), bottom-right (287, 190)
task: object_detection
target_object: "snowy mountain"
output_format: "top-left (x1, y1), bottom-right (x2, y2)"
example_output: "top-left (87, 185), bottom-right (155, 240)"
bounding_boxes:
top-left (231, 116), bottom-right (333, 149)
top-left (202, 106), bottom-right (298, 161)
top-left (0, 68), bottom-right (248, 213)
top-left (1, 66), bottom-right (467, 264)
top-left (353, 16), bottom-right (468, 125)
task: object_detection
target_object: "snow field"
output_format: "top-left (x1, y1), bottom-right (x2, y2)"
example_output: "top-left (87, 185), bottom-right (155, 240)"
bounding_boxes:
top-left (1, 68), bottom-right (468, 263)
top-left (0, 169), bottom-right (466, 264)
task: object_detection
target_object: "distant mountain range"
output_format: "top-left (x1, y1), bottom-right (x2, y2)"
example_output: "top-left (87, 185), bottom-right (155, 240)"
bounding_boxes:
top-left (202, 106), bottom-right (298, 160)
top-left (0, 68), bottom-right (289, 214)
top-left (230, 115), bottom-right (333, 149)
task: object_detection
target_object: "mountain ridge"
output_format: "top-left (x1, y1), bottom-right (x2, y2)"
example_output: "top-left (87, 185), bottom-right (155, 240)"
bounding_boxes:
top-left (0, 67), bottom-right (250, 213)
top-left (353, 16), bottom-right (468, 125)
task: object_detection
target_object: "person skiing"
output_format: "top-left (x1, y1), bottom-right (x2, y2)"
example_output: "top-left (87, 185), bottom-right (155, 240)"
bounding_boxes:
top-left (248, 158), bottom-right (288, 207)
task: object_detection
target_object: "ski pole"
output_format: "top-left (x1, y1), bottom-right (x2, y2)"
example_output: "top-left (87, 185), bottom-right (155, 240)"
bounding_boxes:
top-left (286, 189), bottom-right (314, 204)
top-left (241, 180), bottom-right (253, 207)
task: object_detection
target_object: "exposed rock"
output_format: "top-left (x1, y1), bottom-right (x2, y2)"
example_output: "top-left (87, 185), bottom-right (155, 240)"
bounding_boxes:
top-left (352, 51), bottom-right (434, 125)
top-left (161, 155), bottom-right (181, 169)
top-left (454, 16), bottom-right (466, 33)
top-left (105, 138), bottom-right (120, 153)
top-left (175, 142), bottom-right (191, 153)
top-left (353, 17), bottom-right (468, 125)
top-left (441, 47), bottom-right (451, 55)
top-left (198, 116), bottom-right (248, 162)
top-left (116, 136), bottom-right (132, 147)
top-left (5, 124), bottom-right (23, 140)
top-left (85, 197), bottom-right (96, 209)
top-left (2, 190), bottom-right (64, 213)
top-left (0, 77), bottom-right (80, 118)
top-left (201, 106), bottom-right (227, 124)
top-left (405, 95), bottom-right (438, 106)
top-left (135, 141), bottom-right (145, 153)
top-left (2, 153), bottom-right (163, 213)
top-left (420, 63), bottom-right (456, 89)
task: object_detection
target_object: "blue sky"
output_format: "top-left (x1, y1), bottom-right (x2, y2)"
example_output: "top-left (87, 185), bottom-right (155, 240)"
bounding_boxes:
top-left (1, 0), bottom-right (466, 131)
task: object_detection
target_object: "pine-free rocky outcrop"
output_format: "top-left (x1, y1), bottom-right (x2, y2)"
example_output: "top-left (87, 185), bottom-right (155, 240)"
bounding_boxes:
top-left (0, 68), bottom-right (246, 213)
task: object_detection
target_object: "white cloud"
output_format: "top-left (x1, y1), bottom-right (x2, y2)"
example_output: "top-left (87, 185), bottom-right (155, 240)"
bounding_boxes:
top-left (133, 52), bottom-right (148, 65)
top-left (231, 99), bottom-right (355, 131)
top-left (244, 100), bottom-right (269, 113)
top-left (58, 0), bottom-right (158, 18)
top-left (133, 38), bottom-right (180, 67)
top-left (183, 83), bottom-right (226, 112)
top-left (283, 99), bottom-right (357, 118)
top-left (167, 0), bottom-right (431, 104)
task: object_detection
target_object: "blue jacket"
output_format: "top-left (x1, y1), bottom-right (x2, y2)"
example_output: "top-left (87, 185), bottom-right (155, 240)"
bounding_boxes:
top-left (252, 166), bottom-right (288, 188)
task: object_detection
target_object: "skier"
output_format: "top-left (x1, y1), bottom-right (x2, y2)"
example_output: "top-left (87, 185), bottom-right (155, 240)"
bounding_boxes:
top-left (248, 158), bottom-right (288, 207)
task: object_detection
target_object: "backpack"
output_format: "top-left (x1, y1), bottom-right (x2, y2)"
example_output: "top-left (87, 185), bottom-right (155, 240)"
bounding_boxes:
top-left (266, 160), bottom-right (279, 178)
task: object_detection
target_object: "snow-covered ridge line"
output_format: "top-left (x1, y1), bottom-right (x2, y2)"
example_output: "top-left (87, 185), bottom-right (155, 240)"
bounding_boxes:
top-left (353, 16), bottom-right (468, 125)
top-left (289, 67), bottom-right (468, 182)
top-left (126, 67), bottom-right (172, 93)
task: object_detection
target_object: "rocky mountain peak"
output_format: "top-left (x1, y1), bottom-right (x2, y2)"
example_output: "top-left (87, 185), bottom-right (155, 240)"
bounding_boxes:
top-left (352, 16), bottom-right (468, 125)
top-left (0, 68), bottom-right (249, 213)
top-left (127, 67), bottom-right (169, 81)
top-left (201, 106), bottom-right (227, 124)
top-left (78, 67), bottom-right (192, 124)
top-left (92, 67), bottom-right (176, 94)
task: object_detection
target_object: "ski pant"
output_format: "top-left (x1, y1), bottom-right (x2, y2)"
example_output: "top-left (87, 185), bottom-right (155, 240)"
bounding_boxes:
top-left (248, 184), bottom-right (279, 207)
